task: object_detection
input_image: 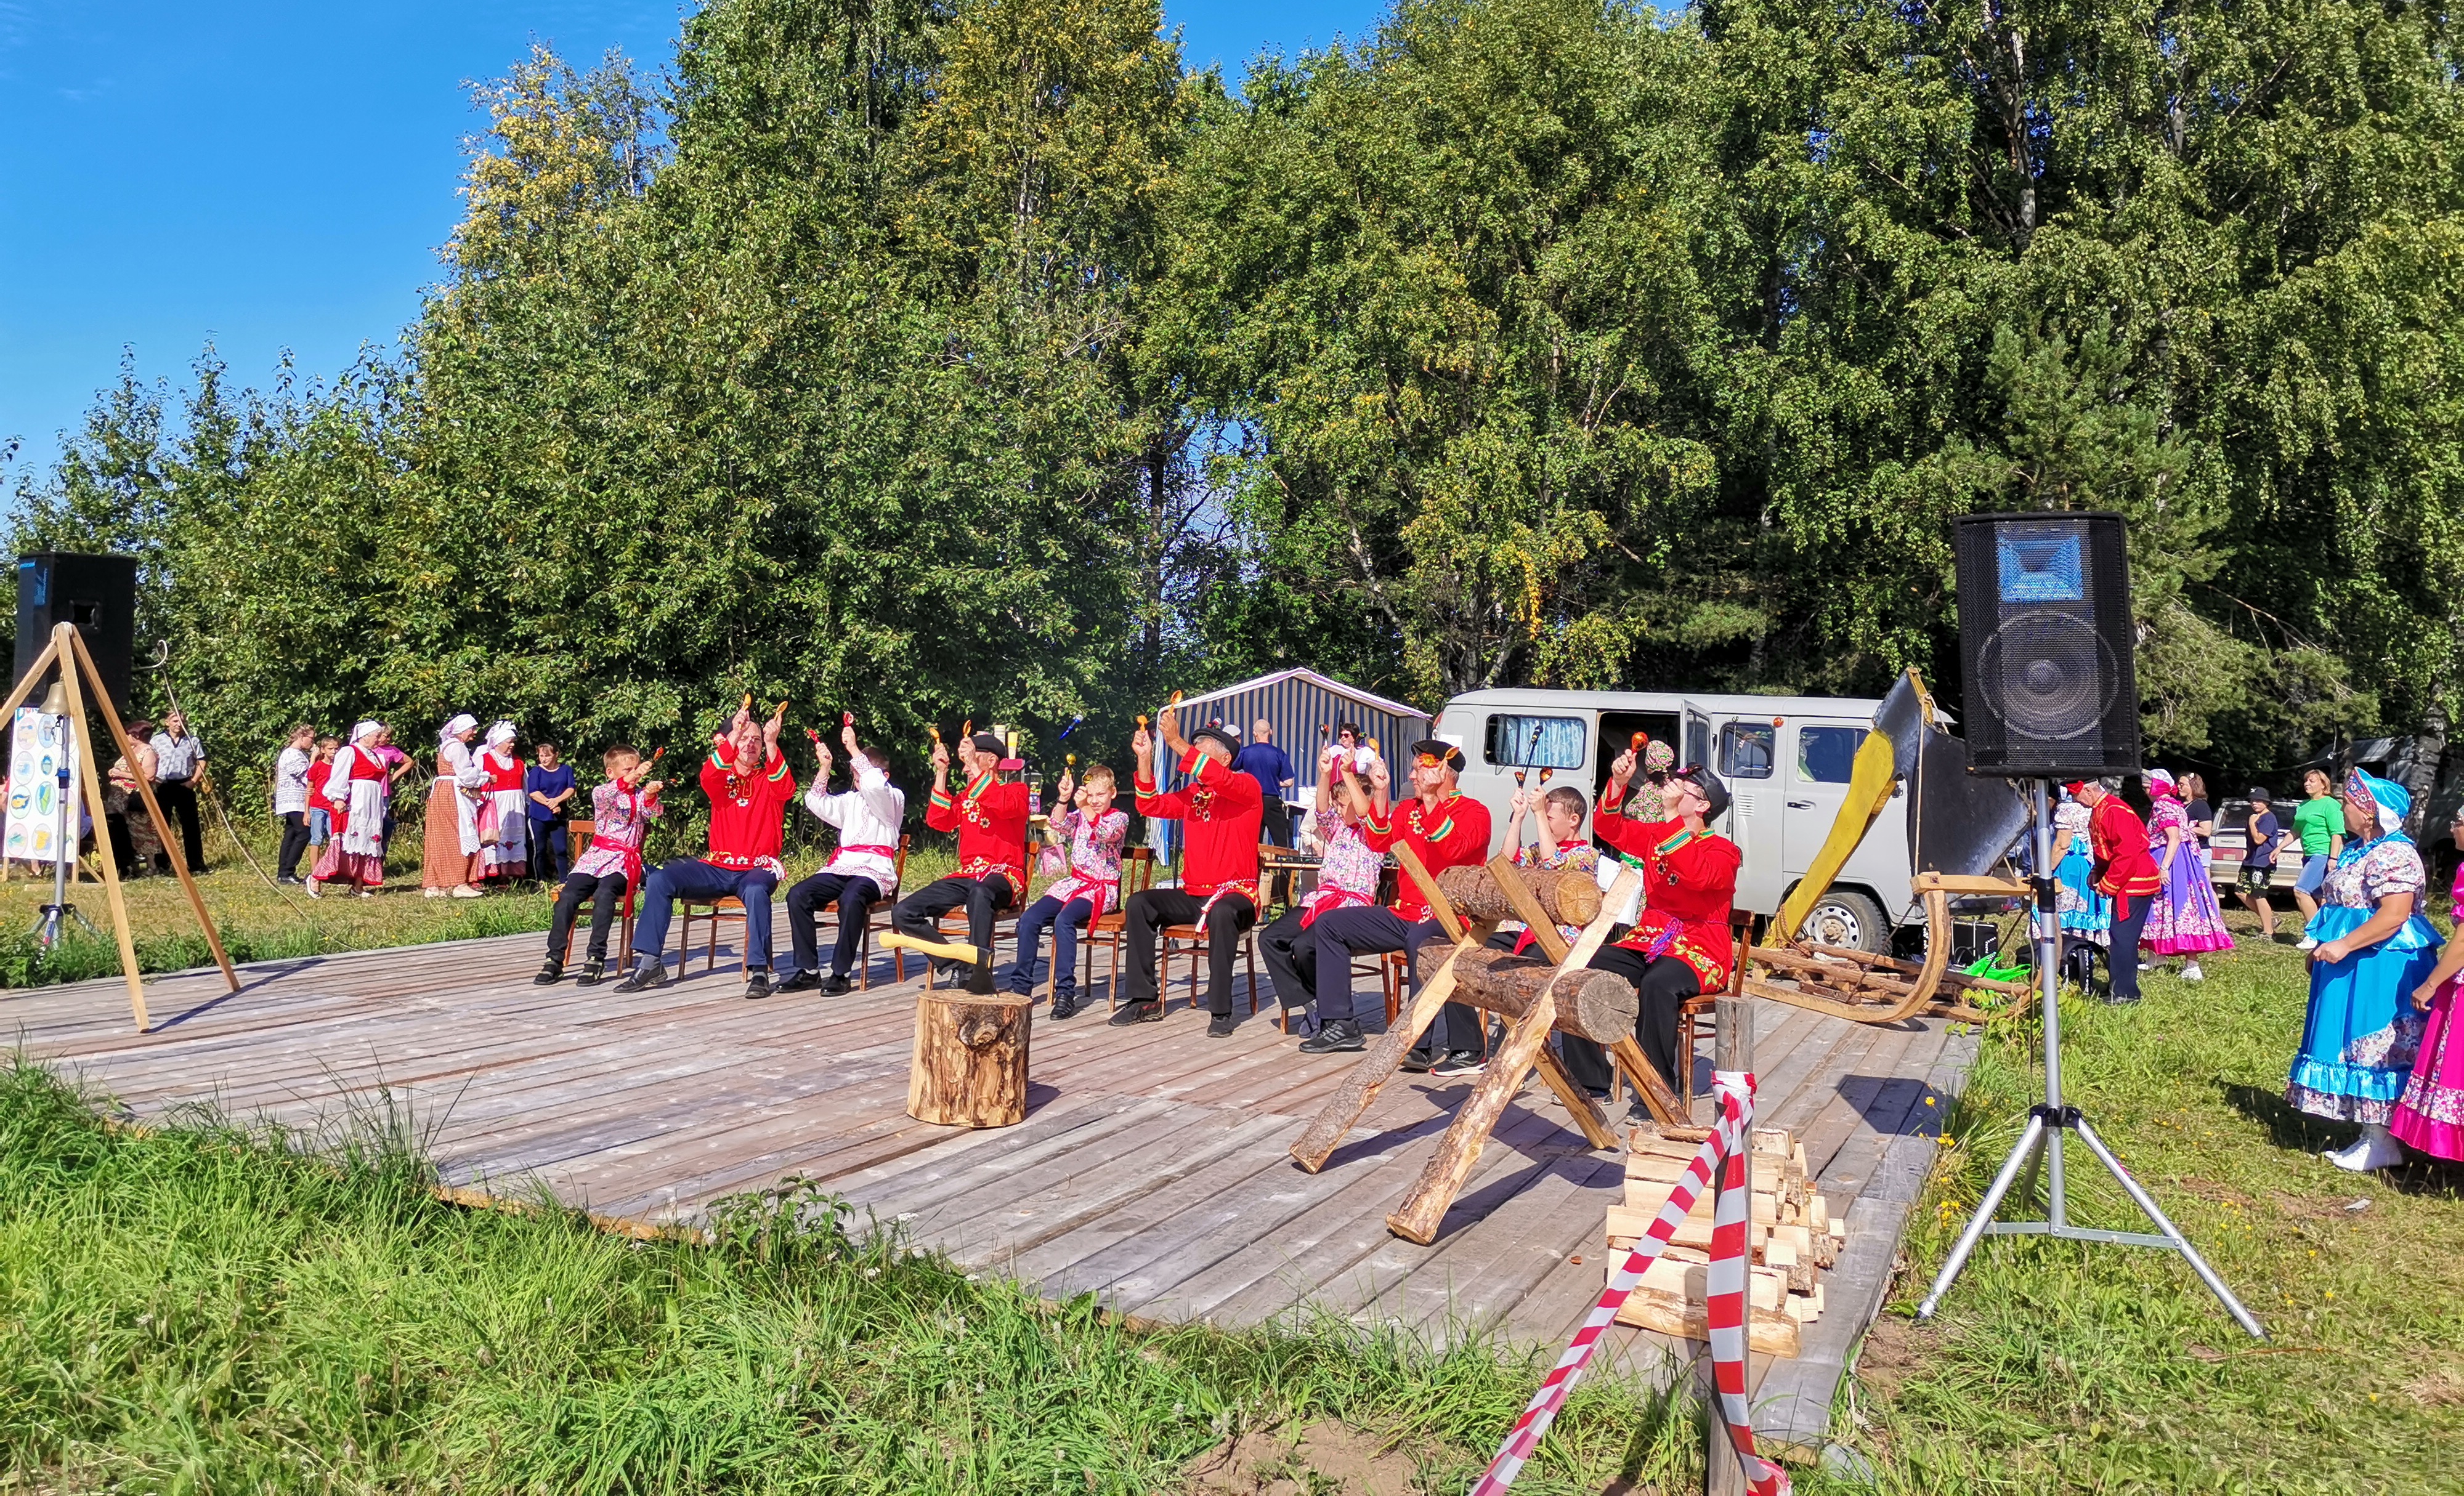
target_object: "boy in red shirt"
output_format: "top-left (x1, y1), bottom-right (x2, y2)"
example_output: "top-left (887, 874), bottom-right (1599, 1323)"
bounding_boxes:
top-left (893, 729), bottom-right (1031, 983)
top-left (1295, 738), bottom-right (1493, 1062)
top-left (617, 700), bottom-right (796, 999)
top-left (1112, 706), bottom-right (1262, 1035)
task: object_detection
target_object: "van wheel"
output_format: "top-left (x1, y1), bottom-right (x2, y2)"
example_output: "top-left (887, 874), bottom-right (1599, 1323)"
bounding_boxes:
top-left (1802, 891), bottom-right (1888, 953)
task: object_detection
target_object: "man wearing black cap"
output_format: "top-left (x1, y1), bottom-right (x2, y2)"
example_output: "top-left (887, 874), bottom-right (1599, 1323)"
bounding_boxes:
top-left (1559, 749), bottom-right (1741, 1102)
top-left (1292, 737), bottom-right (1493, 1065)
top-left (893, 727), bottom-right (1031, 982)
top-left (1111, 704), bottom-right (1263, 1035)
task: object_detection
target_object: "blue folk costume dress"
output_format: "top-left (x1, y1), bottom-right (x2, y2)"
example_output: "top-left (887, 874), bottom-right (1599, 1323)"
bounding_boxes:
top-left (2286, 771), bottom-right (2446, 1125)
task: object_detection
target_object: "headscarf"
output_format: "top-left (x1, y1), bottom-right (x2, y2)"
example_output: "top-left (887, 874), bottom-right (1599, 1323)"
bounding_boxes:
top-left (2346, 769), bottom-right (2410, 844)
top-left (486, 720), bottom-right (517, 749)
top-left (440, 713), bottom-right (478, 745)
top-left (2147, 768), bottom-right (2179, 799)
top-left (352, 720), bottom-right (384, 744)
top-left (1644, 740), bottom-right (1676, 775)
top-left (1623, 738), bottom-right (1680, 820)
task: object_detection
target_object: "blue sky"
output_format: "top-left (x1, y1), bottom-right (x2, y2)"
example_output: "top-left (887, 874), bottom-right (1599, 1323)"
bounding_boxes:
top-left (0, 1), bottom-right (1382, 481)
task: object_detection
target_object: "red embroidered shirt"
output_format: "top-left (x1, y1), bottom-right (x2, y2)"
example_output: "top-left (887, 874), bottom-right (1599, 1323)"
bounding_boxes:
top-left (1596, 782), bottom-right (1741, 990)
top-left (1135, 746), bottom-right (1262, 899)
top-left (1363, 790), bottom-right (1493, 922)
top-left (700, 749), bottom-right (796, 871)
top-left (926, 769), bottom-right (1031, 892)
top-left (2088, 794), bottom-right (2162, 918)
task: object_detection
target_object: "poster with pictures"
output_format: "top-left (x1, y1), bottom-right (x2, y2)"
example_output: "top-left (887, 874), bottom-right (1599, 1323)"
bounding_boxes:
top-left (4, 707), bottom-right (79, 865)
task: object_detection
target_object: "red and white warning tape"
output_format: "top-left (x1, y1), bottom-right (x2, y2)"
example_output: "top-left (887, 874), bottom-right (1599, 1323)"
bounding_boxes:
top-left (1469, 1069), bottom-right (1790, 1496)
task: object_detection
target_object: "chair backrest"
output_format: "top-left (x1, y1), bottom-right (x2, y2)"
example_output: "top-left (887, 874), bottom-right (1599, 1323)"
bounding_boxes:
top-left (1727, 911), bottom-right (1756, 995)
top-left (569, 819), bottom-right (596, 843)
top-left (895, 834), bottom-right (910, 879)
top-left (1125, 846), bottom-right (1157, 894)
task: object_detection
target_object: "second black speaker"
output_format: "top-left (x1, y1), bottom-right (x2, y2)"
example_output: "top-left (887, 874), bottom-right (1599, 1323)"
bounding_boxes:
top-left (1953, 512), bottom-right (2141, 778)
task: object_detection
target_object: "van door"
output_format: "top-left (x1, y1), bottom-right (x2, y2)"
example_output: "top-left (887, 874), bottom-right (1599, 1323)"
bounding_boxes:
top-left (1695, 703), bottom-right (1787, 916)
top-left (1784, 721), bottom-right (1865, 880)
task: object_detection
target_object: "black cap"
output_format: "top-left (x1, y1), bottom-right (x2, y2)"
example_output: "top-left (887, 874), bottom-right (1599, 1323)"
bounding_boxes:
top-left (2247, 786), bottom-right (2271, 803)
top-left (1192, 724), bottom-right (1242, 759)
top-left (1672, 764), bottom-right (1730, 822)
top-left (1411, 738), bottom-right (1466, 773)
top-left (968, 732), bottom-right (1005, 756)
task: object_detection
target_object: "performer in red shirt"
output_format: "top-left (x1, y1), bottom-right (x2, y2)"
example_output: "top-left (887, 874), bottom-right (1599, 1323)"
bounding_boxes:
top-left (617, 700), bottom-right (796, 999)
top-left (893, 729), bottom-right (1031, 983)
top-left (1293, 738), bottom-right (1494, 1062)
top-left (1112, 705), bottom-right (1262, 1035)
top-left (2074, 777), bottom-right (2161, 1004)
top-left (1559, 748), bottom-right (1742, 1099)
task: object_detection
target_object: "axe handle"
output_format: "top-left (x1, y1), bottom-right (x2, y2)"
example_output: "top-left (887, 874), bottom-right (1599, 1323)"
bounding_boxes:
top-left (880, 932), bottom-right (987, 966)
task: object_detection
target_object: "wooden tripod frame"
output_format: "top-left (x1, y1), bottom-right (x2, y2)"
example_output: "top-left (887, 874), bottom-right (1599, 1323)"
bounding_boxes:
top-left (0, 624), bottom-right (238, 1030)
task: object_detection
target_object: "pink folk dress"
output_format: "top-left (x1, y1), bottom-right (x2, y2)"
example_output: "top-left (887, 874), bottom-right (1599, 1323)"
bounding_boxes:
top-left (2394, 971), bottom-right (2464, 1161)
top-left (2142, 797), bottom-right (2234, 956)
top-left (1040, 807), bottom-right (1128, 919)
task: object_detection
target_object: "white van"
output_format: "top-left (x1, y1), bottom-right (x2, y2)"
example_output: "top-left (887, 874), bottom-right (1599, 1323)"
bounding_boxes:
top-left (1432, 689), bottom-right (1916, 952)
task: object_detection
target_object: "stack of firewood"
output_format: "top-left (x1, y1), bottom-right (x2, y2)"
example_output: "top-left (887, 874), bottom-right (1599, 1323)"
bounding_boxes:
top-left (1600, 1125), bottom-right (1846, 1357)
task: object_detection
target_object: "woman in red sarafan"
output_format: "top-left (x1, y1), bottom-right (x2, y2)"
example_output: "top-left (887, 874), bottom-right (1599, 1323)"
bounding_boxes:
top-left (1558, 746), bottom-right (1742, 1099)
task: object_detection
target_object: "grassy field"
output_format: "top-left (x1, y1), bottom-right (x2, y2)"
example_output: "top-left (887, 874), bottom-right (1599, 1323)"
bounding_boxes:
top-left (0, 1061), bottom-right (1700, 1495)
top-left (1825, 913), bottom-right (2464, 1494)
top-left (0, 809), bottom-right (967, 989)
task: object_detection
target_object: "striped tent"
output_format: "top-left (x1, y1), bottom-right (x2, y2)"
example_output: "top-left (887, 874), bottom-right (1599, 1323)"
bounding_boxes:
top-left (1143, 668), bottom-right (1429, 865)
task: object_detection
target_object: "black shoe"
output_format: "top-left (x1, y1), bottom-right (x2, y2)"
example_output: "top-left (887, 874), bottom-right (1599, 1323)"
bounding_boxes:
top-left (1050, 993), bottom-right (1080, 1020)
top-left (819, 973), bottom-right (851, 996)
top-left (1207, 1013), bottom-right (1237, 1038)
top-left (1430, 1049), bottom-right (1486, 1078)
top-left (532, 960), bottom-right (562, 986)
top-left (1110, 1000), bottom-right (1163, 1026)
top-left (1298, 1020), bottom-right (1365, 1054)
top-left (776, 969), bottom-right (821, 993)
top-left (2101, 992), bottom-right (2144, 1006)
top-left (614, 958), bottom-right (667, 994)
top-left (1399, 1048), bottom-right (1438, 1073)
top-left (744, 971), bottom-right (775, 1000)
top-left (577, 958), bottom-right (607, 986)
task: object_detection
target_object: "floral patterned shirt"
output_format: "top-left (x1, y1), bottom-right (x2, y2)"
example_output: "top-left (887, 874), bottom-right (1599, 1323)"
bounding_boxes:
top-left (1512, 838), bottom-right (1600, 943)
top-left (2324, 837), bottom-right (2427, 910)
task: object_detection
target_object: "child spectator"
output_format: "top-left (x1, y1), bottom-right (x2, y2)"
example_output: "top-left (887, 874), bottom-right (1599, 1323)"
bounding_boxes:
top-left (272, 723), bottom-right (315, 884)
top-left (1506, 783), bottom-right (1600, 952)
top-left (537, 745), bottom-right (664, 986)
top-left (305, 737), bottom-right (338, 849)
top-left (2235, 786), bottom-right (2285, 940)
top-left (526, 741), bottom-right (578, 883)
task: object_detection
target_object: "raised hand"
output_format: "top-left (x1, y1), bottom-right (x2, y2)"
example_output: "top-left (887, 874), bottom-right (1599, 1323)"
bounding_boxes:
top-left (1055, 769), bottom-right (1074, 807)
top-left (1130, 724), bottom-right (1153, 759)
top-left (840, 718), bottom-right (860, 755)
top-left (1156, 703), bottom-right (1180, 746)
top-left (930, 738), bottom-right (950, 773)
top-left (813, 742), bottom-right (834, 780)
top-left (1610, 748), bottom-right (1637, 786)
top-left (1366, 754), bottom-right (1390, 792)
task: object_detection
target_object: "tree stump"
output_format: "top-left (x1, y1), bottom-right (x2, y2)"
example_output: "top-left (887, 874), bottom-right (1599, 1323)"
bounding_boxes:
top-left (908, 990), bottom-right (1032, 1128)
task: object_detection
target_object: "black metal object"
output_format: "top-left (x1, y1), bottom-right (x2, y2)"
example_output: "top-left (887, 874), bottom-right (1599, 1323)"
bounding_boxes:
top-left (14, 553), bottom-right (137, 713)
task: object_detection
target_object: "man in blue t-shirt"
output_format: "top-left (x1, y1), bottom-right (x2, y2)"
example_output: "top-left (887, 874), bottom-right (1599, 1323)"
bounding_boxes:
top-left (2234, 786), bottom-right (2285, 941)
top-left (525, 742), bottom-right (579, 883)
top-left (1230, 719), bottom-right (1298, 847)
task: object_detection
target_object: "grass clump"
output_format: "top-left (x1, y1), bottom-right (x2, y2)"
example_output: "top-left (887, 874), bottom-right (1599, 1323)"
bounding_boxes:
top-left (0, 1061), bottom-right (1695, 1493)
top-left (1833, 918), bottom-right (2464, 1494)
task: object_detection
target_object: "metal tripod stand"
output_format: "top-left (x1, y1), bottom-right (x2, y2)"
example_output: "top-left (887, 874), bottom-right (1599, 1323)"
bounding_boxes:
top-left (27, 685), bottom-right (98, 950)
top-left (1915, 780), bottom-right (2266, 1339)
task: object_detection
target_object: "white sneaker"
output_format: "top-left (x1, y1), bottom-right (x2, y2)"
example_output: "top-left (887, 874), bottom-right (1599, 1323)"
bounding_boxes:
top-left (2181, 963), bottom-right (2204, 982)
top-left (452, 884), bottom-right (484, 899)
top-left (424, 887), bottom-right (445, 899)
top-left (2297, 936), bottom-right (2320, 951)
top-left (304, 879), bottom-right (322, 900)
top-left (2329, 1129), bottom-right (2405, 1171)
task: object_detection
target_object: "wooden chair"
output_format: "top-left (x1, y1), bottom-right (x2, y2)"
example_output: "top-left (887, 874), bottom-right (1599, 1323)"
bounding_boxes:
top-left (1085, 848), bottom-right (1157, 1008)
top-left (549, 818), bottom-right (636, 974)
top-left (925, 859), bottom-right (1027, 990)
top-left (1676, 911), bottom-right (1759, 1112)
top-left (1159, 894), bottom-right (1268, 1026)
top-left (679, 892), bottom-right (747, 975)
top-left (852, 836), bottom-right (910, 990)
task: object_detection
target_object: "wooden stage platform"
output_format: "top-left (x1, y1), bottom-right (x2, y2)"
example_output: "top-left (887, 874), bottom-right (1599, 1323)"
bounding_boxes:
top-left (2, 929), bottom-right (1973, 1454)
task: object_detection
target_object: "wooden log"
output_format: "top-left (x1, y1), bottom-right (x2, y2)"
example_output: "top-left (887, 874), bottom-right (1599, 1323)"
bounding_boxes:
top-left (1435, 863), bottom-right (1602, 931)
top-left (1286, 924), bottom-right (1494, 1173)
top-left (907, 989), bottom-right (1032, 1128)
top-left (1444, 948), bottom-right (1639, 1043)
top-left (1605, 1256), bottom-right (1801, 1356)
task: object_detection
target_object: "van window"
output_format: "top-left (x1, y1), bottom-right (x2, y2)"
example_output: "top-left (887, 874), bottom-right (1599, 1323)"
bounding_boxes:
top-left (1485, 714), bottom-right (1586, 770)
top-left (1719, 722), bottom-right (1775, 779)
top-left (1797, 726), bottom-right (1861, 784)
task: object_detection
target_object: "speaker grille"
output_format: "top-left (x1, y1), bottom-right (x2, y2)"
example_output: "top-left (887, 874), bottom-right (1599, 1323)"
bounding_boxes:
top-left (1954, 514), bottom-right (2140, 777)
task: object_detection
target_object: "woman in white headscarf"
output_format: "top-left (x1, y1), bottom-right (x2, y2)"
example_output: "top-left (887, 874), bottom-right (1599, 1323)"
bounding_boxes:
top-left (307, 721), bottom-right (390, 897)
top-left (422, 713), bottom-right (488, 898)
top-left (474, 719), bottom-right (529, 883)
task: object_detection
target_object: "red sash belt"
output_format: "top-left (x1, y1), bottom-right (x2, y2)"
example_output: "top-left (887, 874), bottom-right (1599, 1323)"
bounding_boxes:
top-left (587, 835), bottom-right (644, 890)
top-left (840, 843), bottom-right (897, 857)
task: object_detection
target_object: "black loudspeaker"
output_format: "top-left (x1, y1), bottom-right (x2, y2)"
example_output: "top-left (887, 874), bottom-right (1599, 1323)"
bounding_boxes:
top-left (14, 553), bottom-right (137, 713)
top-left (1953, 512), bottom-right (2141, 778)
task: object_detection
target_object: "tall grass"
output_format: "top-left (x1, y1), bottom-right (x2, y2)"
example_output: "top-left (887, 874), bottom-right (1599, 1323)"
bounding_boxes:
top-left (0, 1062), bottom-right (1697, 1493)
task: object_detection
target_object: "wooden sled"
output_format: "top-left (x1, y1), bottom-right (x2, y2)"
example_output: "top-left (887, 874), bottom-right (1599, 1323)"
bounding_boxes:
top-left (1744, 871), bottom-right (2035, 1025)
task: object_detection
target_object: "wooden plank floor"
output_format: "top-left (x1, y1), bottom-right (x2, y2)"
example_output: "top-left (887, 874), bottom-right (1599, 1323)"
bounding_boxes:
top-left (1, 929), bottom-right (1974, 1452)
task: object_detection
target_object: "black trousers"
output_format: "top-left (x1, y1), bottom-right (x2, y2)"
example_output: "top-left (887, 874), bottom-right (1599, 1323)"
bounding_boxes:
top-left (531, 820), bottom-right (570, 882)
top-left (1258, 907), bottom-right (1315, 1016)
top-left (893, 873), bottom-right (1016, 972)
top-left (277, 811), bottom-right (312, 879)
top-left (1258, 798), bottom-right (1293, 847)
top-left (1121, 887), bottom-right (1255, 1014)
top-left (786, 871), bottom-right (881, 977)
top-left (154, 780), bottom-right (205, 870)
top-left (1560, 945), bottom-right (1701, 1094)
top-left (549, 871), bottom-right (630, 964)
top-left (1305, 905), bottom-right (1477, 1051)
top-left (2109, 896), bottom-right (2151, 1001)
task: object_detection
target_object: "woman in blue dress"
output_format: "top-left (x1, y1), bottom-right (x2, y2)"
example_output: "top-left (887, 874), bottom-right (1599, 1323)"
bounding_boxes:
top-left (2288, 770), bottom-right (2446, 1171)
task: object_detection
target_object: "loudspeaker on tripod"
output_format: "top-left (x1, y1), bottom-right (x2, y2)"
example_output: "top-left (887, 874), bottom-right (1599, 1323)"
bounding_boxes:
top-left (1952, 512), bottom-right (2141, 778)
top-left (13, 553), bottom-right (136, 714)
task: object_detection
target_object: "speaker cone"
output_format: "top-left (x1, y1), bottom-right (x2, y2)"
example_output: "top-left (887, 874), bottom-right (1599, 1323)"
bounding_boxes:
top-left (1977, 610), bottom-right (2118, 742)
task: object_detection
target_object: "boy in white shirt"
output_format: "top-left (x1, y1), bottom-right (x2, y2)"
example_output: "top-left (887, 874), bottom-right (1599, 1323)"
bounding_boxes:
top-left (779, 719), bottom-right (906, 995)
top-left (272, 723), bottom-right (315, 884)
